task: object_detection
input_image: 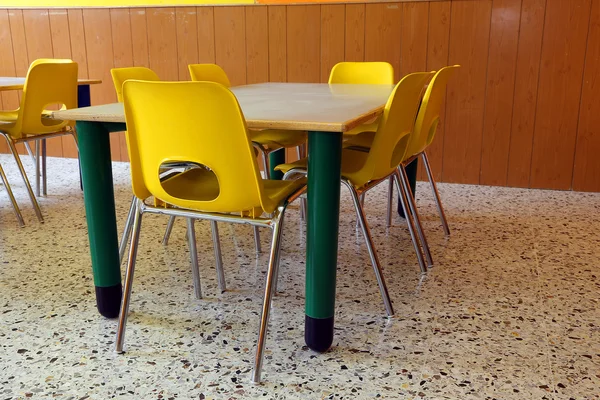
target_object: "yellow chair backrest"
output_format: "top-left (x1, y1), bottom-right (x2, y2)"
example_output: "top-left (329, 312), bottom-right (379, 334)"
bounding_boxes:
top-left (188, 64), bottom-right (231, 87)
top-left (111, 67), bottom-right (160, 102)
top-left (349, 72), bottom-right (433, 187)
top-left (123, 80), bottom-right (267, 213)
top-left (13, 59), bottom-right (78, 138)
top-left (328, 62), bottom-right (395, 84)
top-left (406, 65), bottom-right (460, 158)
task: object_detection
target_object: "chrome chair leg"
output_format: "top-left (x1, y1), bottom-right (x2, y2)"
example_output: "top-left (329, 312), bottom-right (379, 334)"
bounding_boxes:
top-left (272, 215), bottom-right (285, 294)
top-left (421, 151), bottom-right (450, 236)
top-left (261, 151), bottom-right (271, 180)
top-left (4, 135), bottom-right (43, 222)
top-left (162, 215), bottom-right (176, 245)
top-left (211, 221), bottom-right (226, 293)
top-left (0, 163), bottom-right (25, 227)
top-left (42, 139), bottom-right (47, 196)
top-left (115, 201), bottom-right (143, 353)
top-left (393, 171), bottom-right (427, 274)
top-left (399, 166), bottom-right (433, 268)
top-left (252, 208), bottom-right (284, 384)
top-left (119, 196), bottom-right (136, 264)
top-left (34, 139), bottom-right (41, 197)
top-left (24, 141), bottom-right (36, 165)
top-left (386, 176), bottom-right (394, 228)
top-left (343, 180), bottom-right (394, 317)
top-left (253, 226), bottom-right (262, 253)
top-left (186, 218), bottom-right (202, 299)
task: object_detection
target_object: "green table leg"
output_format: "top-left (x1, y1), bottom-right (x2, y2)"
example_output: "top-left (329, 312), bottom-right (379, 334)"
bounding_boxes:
top-left (305, 131), bottom-right (342, 352)
top-left (398, 157), bottom-right (418, 217)
top-left (77, 121), bottom-right (124, 318)
top-left (268, 148), bottom-right (285, 180)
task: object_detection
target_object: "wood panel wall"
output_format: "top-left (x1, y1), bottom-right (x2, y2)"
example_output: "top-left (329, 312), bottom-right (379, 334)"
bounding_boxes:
top-left (1, 0), bottom-right (600, 192)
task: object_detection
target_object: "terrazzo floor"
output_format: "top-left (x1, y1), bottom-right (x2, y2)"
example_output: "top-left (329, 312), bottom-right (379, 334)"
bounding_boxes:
top-left (0, 154), bottom-right (598, 399)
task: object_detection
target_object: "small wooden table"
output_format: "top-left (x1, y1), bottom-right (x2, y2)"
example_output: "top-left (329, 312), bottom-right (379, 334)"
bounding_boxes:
top-left (52, 82), bottom-right (395, 353)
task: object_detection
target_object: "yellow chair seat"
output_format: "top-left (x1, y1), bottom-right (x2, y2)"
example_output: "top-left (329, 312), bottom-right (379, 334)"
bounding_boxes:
top-left (343, 131), bottom-right (375, 149)
top-left (0, 110), bottom-right (19, 121)
top-left (276, 148), bottom-right (374, 187)
top-left (343, 121), bottom-right (379, 139)
top-left (160, 167), bottom-right (307, 215)
top-left (250, 129), bottom-right (307, 151)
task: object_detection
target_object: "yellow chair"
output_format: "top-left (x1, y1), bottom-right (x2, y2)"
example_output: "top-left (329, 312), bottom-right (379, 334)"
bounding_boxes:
top-left (112, 67), bottom-right (262, 257)
top-left (275, 72), bottom-right (434, 314)
top-left (0, 162), bottom-right (25, 227)
top-left (188, 64), bottom-right (308, 178)
top-left (345, 65), bottom-right (460, 236)
top-left (0, 59), bottom-right (79, 223)
top-left (115, 80), bottom-right (306, 384)
top-left (329, 61), bottom-right (395, 137)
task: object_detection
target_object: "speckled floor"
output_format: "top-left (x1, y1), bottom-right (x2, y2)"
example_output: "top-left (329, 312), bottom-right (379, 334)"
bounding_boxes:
top-left (0, 154), bottom-right (598, 400)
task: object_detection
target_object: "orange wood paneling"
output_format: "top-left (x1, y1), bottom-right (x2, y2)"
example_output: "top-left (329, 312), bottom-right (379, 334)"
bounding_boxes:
top-left (479, 0), bottom-right (521, 186)
top-left (529, 0), bottom-right (592, 190)
top-left (246, 6), bottom-right (269, 84)
top-left (287, 5), bottom-right (320, 83)
top-left (423, 0), bottom-right (451, 182)
top-left (147, 8), bottom-right (179, 81)
top-left (49, 9), bottom-right (79, 158)
top-left (506, 0), bottom-right (545, 188)
top-left (83, 8), bottom-right (121, 161)
top-left (268, 6), bottom-right (286, 82)
top-left (196, 7), bottom-right (215, 64)
top-left (400, 2), bottom-right (428, 77)
top-left (572, 0), bottom-right (600, 192)
top-left (443, 0), bottom-right (492, 184)
top-left (214, 6), bottom-right (246, 86)
top-left (8, 10), bottom-right (29, 155)
top-left (345, 4), bottom-right (365, 62)
top-left (320, 4), bottom-right (345, 83)
top-left (176, 7), bottom-right (199, 81)
top-left (364, 3), bottom-right (402, 81)
top-left (130, 8), bottom-right (150, 68)
top-left (0, 9), bottom-right (16, 153)
top-left (110, 8), bottom-right (133, 162)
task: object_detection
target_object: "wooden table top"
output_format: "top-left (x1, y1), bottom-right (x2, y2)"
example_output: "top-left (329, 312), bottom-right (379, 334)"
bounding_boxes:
top-left (0, 77), bottom-right (102, 91)
top-left (52, 83), bottom-right (395, 133)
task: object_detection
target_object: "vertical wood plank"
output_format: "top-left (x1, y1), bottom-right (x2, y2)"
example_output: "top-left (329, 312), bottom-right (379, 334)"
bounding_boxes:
top-left (214, 6), bottom-right (246, 85)
top-left (423, 0), bottom-right (451, 181)
top-left (9, 10), bottom-right (29, 155)
top-left (147, 8), bottom-right (178, 81)
top-left (0, 9), bottom-right (16, 153)
top-left (49, 9), bottom-right (79, 158)
top-left (530, 0), bottom-right (591, 189)
top-left (83, 8), bottom-right (120, 161)
top-left (110, 8), bottom-right (134, 162)
top-left (506, 0), bottom-right (546, 187)
top-left (176, 7), bottom-right (199, 81)
top-left (400, 2), bottom-right (428, 77)
top-left (572, 0), bottom-right (600, 192)
top-left (479, 0), bottom-right (521, 186)
top-left (68, 9), bottom-right (90, 78)
top-left (268, 5), bottom-right (286, 82)
top-left (130, 8), bottom-right (150, 68)
top-left (287, 5), bottom-right (320, 83)
top-left (345, 4), bottom-right (365, 62)
top-left (197, 7), bottom-right (215, 64)
top-left (320, 4), bottom-right (345, 83)
top-left (364, 3), bottom-right (402, 81)
top-left (66, 9), bottom-right (89, 158)
top-left (442, 0), bottom-right (492, 184)
top-left (246, 6), bottom-right (269, 84)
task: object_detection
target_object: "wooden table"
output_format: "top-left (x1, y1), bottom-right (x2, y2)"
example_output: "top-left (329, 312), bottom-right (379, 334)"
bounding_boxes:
top-left (0, 77), bottom-right (102, 107)
top-left (52, 82), bottom-right (396, 353)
